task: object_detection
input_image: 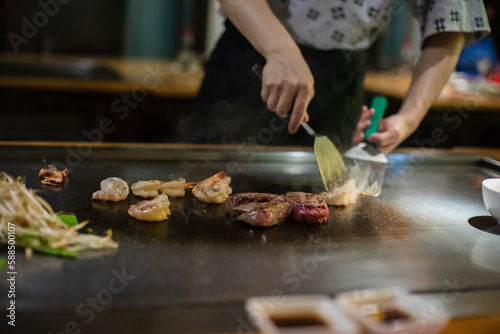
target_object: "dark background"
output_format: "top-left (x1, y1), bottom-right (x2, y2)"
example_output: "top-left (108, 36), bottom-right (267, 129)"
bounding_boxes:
top-left (1, 0), bottom-right (208, 56)
top-left (0, 1), bottom-right (498, 147)
top-left (485, 0), bottom-right (500, 55)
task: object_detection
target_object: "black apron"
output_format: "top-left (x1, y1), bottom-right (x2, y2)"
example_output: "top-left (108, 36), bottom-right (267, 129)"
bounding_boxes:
top-left (178, 20), bottom-right (365, 149)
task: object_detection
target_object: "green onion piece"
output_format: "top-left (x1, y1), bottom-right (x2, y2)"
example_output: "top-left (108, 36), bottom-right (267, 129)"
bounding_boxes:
top-left (33, 246), bottom-right (78, 258)
top-left (0, 258), bottom-right (5, 270)
top-left (19, 234), bottom-right (37, 244)
top-left (18, 235), bottom-right (78, 258)
top-left (58, 214), bottom-right (78, 227)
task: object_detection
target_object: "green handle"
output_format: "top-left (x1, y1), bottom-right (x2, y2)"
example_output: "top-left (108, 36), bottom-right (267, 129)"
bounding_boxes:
top-left (365, 96), bottom-right (388, 139)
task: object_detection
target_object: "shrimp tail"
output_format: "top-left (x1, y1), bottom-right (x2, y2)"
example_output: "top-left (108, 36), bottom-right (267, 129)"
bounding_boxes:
top-left (184, 182), bottom-right (198, 189)
top-left (185, 171), bottom-right (228, 189)
top-left (215, 170), bottom-right (228, 180)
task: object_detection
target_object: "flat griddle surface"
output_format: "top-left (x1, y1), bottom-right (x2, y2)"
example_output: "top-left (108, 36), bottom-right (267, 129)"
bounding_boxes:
top-left (1, 147), bottom-right (499, 333)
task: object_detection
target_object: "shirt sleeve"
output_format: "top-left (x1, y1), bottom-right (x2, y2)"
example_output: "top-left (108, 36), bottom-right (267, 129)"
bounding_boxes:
top-left (405, 0), bottom-right (491, 46)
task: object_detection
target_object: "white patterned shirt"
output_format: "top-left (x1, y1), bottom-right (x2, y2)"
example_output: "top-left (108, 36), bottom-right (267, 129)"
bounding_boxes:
top-left (267, 0), bottom-right (491, 50)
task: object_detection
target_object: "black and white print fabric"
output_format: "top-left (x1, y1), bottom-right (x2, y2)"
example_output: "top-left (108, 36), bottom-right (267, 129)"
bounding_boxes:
top-left (266, 0), bottom-right (491, 50)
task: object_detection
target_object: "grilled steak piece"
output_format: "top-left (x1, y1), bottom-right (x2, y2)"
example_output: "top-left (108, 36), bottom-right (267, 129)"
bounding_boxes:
top-left (232, 202), bottom-right (292, 227)
top-left (226, 192), bottom-right (282, 211)
top-left (283, 192), bottom-right (329, 223)
top-left (226, 192), bottom-right (292, 227)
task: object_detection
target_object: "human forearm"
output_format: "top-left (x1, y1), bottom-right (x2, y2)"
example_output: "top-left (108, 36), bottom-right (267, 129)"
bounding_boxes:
top-left (218, 0), bottom-right (314, 133)
top-left (399, 32), bottom-right (466, 130)
top-left (367, 32), bottom-right (466, 153)
top-left (219, 0), bottom-right (300, 59)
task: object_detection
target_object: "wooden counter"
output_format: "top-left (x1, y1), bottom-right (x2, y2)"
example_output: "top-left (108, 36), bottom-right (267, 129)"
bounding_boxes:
top-left (364, 70), bottom-right (500, 111)
top-left (1, 53), bottom-right (499, 111)
top-left (0, 53), bottom-right (203, 98)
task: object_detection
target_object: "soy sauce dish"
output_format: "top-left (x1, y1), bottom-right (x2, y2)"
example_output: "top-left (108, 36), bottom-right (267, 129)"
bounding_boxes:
top-left (482, 178), bottom-right (500, 222)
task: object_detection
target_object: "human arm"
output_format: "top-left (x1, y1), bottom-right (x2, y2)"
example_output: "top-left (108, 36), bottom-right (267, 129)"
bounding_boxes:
top-left (219, 0), bottom-right (314, 133)
top-left (365, 32), bottom-right (466, 153)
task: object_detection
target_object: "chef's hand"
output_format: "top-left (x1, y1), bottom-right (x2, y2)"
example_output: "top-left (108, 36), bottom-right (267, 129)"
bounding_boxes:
top-left (366, 114), bottom-right (415, 154)
top-left (261, 53), bottom-right (314, 133)
top-left (351, 105), bottom-right (375, 146)
top-left (219, 0), bottom-right (314, 133)
top-left (365, 32), bottom-right (465, 153)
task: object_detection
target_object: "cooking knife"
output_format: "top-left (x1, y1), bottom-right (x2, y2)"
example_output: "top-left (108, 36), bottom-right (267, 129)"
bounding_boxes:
top-left (344, 96), bottom-right (388, 196)
top-left (251, 65), bottom-right (347, 191)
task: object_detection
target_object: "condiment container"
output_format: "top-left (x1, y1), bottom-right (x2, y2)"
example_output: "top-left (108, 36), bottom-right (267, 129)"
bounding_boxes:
top-left (246, 295), bottom-right (360, 334)
top-left (337, 288), bottom-right (449, 334)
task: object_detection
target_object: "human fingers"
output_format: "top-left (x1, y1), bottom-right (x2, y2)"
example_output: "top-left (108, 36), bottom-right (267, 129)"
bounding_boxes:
top-left (275, 82), bottom-right (298, 118)
top-left (266, 87), bottom-right (281, 112)
top-left (288, 84), bottom-right (314, 134)
top-left (360, 106), bottom-right (375, 122)
top-left (302, 112), bottom-right (310, 123)
top-left (356, 119), bottom-right (371, 132)
top-left (351, 132), bottom-right (365, 146)
top-left (367, 130), bottom-right (396, 148)
top-left (261, 79), bottom-right (270, 103)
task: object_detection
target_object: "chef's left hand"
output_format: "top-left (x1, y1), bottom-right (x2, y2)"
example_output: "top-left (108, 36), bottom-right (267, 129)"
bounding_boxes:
top-left (366, 114), bottom-right (415, 154)
top-left (351, 105), bottom-right (374, 147)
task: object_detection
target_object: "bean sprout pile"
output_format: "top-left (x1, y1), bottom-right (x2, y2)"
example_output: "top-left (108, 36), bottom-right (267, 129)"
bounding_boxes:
top-left (0, 172), bottom-right (117, 257)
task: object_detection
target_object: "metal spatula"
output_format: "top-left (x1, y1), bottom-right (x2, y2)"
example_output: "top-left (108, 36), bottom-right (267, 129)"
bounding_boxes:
top-left (344, 96), bottom-right (388, 164)
top-left (301, 123), bottom-right (348, 190)
top-left (251, 65), bottom-right (347, 191)
top-left (344, 96), bottom-right (388, 196)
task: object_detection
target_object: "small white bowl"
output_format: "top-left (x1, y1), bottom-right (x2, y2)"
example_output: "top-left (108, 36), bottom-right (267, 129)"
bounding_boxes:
top-left (482, 178), bottom-right (500, 222)
top-left (246, 295), bottom-right (360, 334)
top-left (337, 288), bottom-right (449, 334)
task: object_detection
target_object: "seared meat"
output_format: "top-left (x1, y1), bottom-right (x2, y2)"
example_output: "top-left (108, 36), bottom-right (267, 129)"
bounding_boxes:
top-left (232, 202), bottom-right (292, 227)
top-left (38, 164), bottom-right (69, 186)
top-left (226, 192), bottom-right (291, 227)
top-left (283, 192), bottom-right (329, 223)
top-left (226, 192), bottom-right (282, 212)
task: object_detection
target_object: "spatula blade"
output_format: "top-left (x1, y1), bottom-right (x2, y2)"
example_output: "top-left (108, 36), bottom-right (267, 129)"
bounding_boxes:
top-left (344, 142), bottom-right (388, 164)
top-left (344, 96), bottom-right (388, 196)
top-left (314, 136), bottom-right (348, 191)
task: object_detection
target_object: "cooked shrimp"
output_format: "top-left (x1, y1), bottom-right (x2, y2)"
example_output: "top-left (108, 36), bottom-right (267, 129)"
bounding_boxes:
top-left (321, 179), bottom-right (358, 207)
top-left (128, 194), bottom-right (171, 222)
top-left (185, 171), bottom-right (232, 204)
top-left (92, 177), bottom-right (129, 202)
top-left (131, 180), bottom-right (164, 198)
top-left (159, 178), bottom-right (186, 197)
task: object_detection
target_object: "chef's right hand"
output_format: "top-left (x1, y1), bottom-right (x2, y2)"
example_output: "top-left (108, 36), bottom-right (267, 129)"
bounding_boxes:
top-left (261, 53), bottom-right (314, 134)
